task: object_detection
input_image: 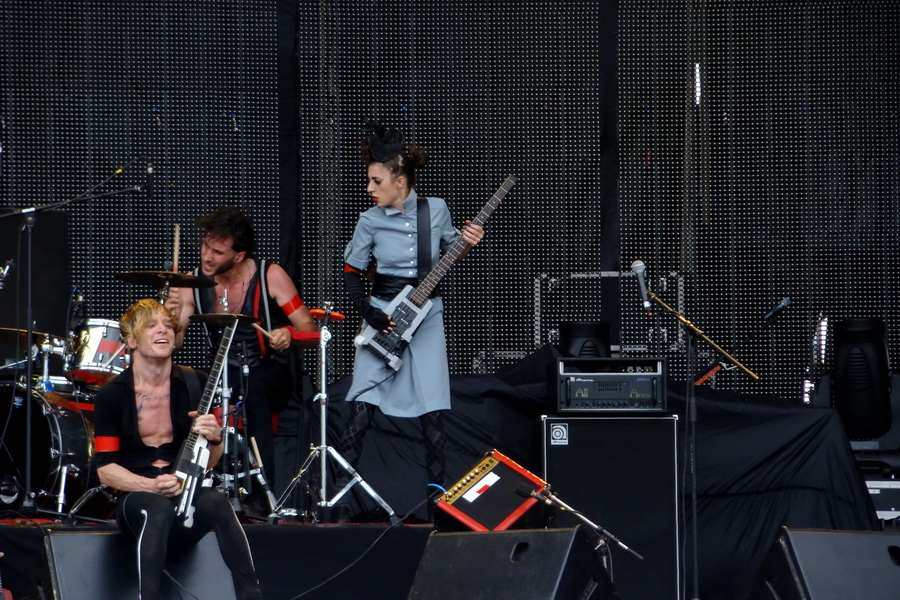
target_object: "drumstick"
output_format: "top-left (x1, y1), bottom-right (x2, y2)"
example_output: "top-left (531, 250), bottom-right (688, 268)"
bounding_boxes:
top-left (172, 224), bottom-right (181, 273)
top-left (253, 322), bottom-right (320, 342)
top-left (253, 322), bottom-right (275, 341)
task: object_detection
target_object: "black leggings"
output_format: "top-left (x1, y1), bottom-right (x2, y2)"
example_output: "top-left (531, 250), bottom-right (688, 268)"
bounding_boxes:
top-left (341, 402), bottom-right (448, 489)
top-left (115, 488), bottom-right (262, 600)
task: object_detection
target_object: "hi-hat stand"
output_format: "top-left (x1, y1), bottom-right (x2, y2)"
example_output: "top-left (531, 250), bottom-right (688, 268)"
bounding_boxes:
top-left (216, 347), bottom-right (243, 512)
top-left (215, 354), bottom-right (277, 517)
top-left (189, 306), bottom-right (277, 517)
top-left (274, 303), bottom-right (399, 525)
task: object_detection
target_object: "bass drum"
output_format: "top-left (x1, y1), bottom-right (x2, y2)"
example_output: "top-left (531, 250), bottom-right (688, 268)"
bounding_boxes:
top-left (0, 384), bottom-right (94, 510)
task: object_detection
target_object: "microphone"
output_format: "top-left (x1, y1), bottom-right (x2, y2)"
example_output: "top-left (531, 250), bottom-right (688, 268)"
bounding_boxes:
top-left (229, 112), bottom-right (239, 132)
top-left (764, 297), bottom-right (791, 322)
top-left (631, 260), bottom-right (653, 317)
top-left (515, 484), bottom-right (552, 505)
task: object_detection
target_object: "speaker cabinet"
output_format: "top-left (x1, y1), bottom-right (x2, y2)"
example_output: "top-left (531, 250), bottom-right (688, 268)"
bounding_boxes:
top-left (407, 527), bottom-right (617, 599)
top-left (749, 527), bottom-right (900, 599)
top-left (29, 530), bottom-right (236, 600)
top-left (542, 415), bottom-right (680, 600)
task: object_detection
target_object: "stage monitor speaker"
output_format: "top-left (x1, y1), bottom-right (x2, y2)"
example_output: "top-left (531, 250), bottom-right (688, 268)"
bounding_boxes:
top-left (28, 530), bottom-right (236, 600)
top-left (542, 415), bottom-right (679, 600)
top-left (748, 527), bottom-right (900, 599)
top-left (407, 527), bottom-right (617, 600)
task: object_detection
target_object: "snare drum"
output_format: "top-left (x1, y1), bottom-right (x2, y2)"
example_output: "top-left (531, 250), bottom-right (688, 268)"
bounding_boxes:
top-left (68, 319), bottom-right (128, 386)
top-left (0, 385), bottom-right (94, 509)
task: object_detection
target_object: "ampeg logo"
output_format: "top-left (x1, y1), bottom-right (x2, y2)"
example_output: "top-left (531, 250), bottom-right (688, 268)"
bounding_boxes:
top-left (549, 423), bottom-right (569, 445)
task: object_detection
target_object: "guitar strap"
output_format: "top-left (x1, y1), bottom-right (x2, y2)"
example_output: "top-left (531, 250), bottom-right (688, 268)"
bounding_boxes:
top-left (175, 364), bottom-right (203, 407)
top-left (416, 196), bottom-right (432, 283)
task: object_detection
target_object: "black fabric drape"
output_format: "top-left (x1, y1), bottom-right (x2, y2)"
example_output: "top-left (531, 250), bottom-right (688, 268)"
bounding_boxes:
top-left (670, 383), bottom-right (879, 598)
top-left (307, 346), bottom-right (877, 599)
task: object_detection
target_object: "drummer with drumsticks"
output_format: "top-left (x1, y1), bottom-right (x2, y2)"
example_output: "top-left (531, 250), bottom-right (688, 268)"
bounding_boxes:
top-left (165, 206), bottom-right (318, 494)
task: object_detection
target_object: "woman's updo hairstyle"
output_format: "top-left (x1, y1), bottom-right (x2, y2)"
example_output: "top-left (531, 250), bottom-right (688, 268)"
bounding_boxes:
top-left (361, 121), bottom-right (429, 188)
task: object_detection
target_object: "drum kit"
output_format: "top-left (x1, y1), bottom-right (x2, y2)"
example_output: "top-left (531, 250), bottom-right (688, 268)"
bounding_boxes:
top-left (0, 269), bottom-right (214, 518)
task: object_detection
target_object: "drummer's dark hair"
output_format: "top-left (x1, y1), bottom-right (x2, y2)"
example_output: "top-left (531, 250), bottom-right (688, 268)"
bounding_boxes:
top-left (196, 205), bottom-right (257, 255)
top-left (120, 298), bottom-right (180, 347)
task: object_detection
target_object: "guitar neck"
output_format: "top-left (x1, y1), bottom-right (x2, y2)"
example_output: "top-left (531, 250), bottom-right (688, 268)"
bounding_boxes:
top-left (187, 319), bottom-right (237, 444)
top-left (409, 175), bottom-right (516, 306)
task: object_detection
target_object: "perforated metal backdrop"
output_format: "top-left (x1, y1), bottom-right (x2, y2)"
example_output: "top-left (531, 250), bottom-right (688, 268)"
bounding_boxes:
top-left (2, 1), bottom-right (898, 400)
top-left (0, 1), bottom-right (280, 367)
top-left (295, 2), bottom-right (619, 380)
top-left (619, 1), bottom-right (900, 398)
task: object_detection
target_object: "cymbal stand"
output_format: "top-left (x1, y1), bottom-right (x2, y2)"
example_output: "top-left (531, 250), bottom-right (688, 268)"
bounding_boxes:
top-left (273, 303), bottom-right (399, 525)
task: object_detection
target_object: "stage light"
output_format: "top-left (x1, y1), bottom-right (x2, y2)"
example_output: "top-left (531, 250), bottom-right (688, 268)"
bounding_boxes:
top-left (830, 318), bottom-right (891, 441)
top-left (559, 321), bottom-right (611, 359)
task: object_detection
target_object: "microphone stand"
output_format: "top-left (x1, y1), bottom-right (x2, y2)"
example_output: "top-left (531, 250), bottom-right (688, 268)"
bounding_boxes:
top-left (0, 159), bottom-right (145, 514)
top-left (694, 299), bottom-right (789, 385)
top-left (530, 486), bottom-right (643, 561)
top-left (647, 290), bottom-right (759, 600)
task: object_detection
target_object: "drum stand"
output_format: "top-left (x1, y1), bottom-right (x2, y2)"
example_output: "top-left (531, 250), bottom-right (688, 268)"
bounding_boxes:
top-left (273, 304), bottom-right (399, 525)
top-left (38, 339), bottom-right (78, 514)
top-left (65, 483), bottom-right (116, 523)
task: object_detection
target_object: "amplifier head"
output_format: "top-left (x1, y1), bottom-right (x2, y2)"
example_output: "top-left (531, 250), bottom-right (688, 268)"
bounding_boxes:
top-left (555, 357), bottom-right (667, 414)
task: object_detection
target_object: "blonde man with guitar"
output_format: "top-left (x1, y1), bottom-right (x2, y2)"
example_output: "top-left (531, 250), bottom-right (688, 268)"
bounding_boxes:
top-left (94, 299), bottom-right (262, 600)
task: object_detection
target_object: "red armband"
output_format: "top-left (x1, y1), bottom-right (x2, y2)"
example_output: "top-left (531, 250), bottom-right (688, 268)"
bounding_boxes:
top-left (344, 264), bottom-right (361, 274)
top-left (94, 436), bottom-right (120, 453)
top-left (290, 329), bottom-right (321, 341)
top-left (281, 325), bottom-right (321, 342)
top-left (280, 294), bottom-right (305, 315)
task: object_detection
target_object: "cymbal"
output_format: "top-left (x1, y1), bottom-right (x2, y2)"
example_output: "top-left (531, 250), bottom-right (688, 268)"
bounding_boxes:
top-left (116, 271), bottom-right (216, 288)
top-left (190, 313), bottom-right (260, 325)
top-left (309, 308), bottom-right (345, 322)
top-left (0, 327), bottom-right (65, 347)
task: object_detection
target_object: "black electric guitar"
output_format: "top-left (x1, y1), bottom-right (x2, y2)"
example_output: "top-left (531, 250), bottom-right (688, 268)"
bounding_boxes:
top-left (173, 318), bottom-right (237, 527)
top-left (355, 175), bottom-right (517, 370)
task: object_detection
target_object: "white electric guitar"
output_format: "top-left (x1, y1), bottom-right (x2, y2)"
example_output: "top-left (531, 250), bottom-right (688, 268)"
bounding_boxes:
top-left (173, 318), bottom-right (237, 527)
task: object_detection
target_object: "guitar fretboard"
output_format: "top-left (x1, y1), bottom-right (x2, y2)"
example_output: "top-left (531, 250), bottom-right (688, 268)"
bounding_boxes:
top-left (409, 175), bottom-right (517, 306)
top-left (184, 319), bottom-right (237, 448)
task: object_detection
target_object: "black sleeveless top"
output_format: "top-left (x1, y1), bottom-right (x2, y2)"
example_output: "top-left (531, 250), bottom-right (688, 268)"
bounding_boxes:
top-left (193, 260), bottom-right (291, 369)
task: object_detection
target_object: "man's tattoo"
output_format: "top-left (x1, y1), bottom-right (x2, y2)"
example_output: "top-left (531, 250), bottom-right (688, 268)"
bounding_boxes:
top-left (136, 393), bottom-right (171, 422)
